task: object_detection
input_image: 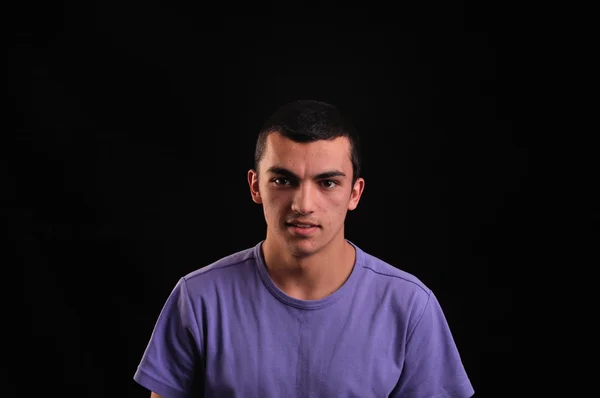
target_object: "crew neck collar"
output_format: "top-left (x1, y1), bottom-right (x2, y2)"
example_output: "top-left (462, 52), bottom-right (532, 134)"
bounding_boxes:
top-left (253, 239), bottom-right (364, 310)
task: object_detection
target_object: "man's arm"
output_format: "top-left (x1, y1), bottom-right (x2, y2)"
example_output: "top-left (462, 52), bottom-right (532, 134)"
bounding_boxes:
top-left (392, 292), bottom-right (474, 397)
top-left (134, 278), bottom-right (204, 398)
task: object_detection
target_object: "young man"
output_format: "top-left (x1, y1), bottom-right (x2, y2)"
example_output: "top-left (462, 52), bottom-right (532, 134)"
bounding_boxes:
top-left (134, 100), bottom-right (474, 398)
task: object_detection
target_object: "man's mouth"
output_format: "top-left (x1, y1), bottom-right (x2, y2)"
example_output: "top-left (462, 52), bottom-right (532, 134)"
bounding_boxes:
top-left (286, 222), bottom-right (318, 229)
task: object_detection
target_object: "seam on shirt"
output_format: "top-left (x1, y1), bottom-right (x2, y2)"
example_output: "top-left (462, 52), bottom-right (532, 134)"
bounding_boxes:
top-left (181, 278), bottom-right (204, 361)
top-left (405, 290), bottom-right (432, 345)
top-left (430, 379), bottom-right (474, 398)
top-left (362, 265), bottom-right (430, 294)
top-left (184, 258), bottom-right (250, 282)
top-left (136, 367), bottom-right (190, 398)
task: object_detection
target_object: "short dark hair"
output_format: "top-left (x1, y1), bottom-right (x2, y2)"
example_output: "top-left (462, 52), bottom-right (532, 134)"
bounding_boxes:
top-left (254, 100), bottom-right (362, 185)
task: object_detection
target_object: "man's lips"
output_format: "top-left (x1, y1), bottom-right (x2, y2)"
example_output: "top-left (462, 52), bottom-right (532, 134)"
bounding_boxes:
top-left (286, 222), bottom-right (319, 228)
top-left (286, 222), bottom-right (320, 235)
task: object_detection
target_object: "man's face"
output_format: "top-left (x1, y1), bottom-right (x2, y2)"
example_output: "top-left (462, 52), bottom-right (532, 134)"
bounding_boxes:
top-left (248, 132), bottom-right (365, 258)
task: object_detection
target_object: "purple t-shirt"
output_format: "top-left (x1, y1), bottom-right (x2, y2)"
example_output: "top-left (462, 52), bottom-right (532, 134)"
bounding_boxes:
top-left (134, 240), bottom-right (474, 398)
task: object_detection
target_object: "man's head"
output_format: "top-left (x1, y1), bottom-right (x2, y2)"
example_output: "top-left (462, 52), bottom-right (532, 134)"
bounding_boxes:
top-left (253, 100), bottom-right (362, 186)
top-left (248, 100), bottom-right (365, 258)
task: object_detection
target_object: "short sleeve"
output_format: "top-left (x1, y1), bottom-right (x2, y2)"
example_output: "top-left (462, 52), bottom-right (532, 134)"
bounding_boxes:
top-left (133, 278), bottom-right (204, 398)
top-left (392, 292), bottom-right (474, 398)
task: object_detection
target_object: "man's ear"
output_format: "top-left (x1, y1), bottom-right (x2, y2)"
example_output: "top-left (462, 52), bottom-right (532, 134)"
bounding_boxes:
top-left (348, 177), bottom-right (365, 211)
top-left (248, 169), bottom-right (262, 204)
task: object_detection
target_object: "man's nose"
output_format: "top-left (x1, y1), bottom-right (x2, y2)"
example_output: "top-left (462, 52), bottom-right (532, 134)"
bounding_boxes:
top-left (291, 183), bottom-right (316, 215)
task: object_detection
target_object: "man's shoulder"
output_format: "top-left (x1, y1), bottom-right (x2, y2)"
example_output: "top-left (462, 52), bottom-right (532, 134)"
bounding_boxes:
top-left (359, 247), bottom-right (431, 297)
top-left (181, 242), bottom-right (260, 287)
top-left (354, 245), bottom-right (433, 321)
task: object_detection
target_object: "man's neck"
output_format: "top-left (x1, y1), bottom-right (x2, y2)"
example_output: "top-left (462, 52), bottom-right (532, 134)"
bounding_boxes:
top-left (261, 236), bottom-right (356, 301)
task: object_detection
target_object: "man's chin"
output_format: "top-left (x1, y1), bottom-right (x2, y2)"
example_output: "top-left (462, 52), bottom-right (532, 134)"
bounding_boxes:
top-left (285, 239), bottom-right (322, 257)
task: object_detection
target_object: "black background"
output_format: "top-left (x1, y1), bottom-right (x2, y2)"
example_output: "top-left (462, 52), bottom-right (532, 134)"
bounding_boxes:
top-left (8, 1), bottom-right (524, 397)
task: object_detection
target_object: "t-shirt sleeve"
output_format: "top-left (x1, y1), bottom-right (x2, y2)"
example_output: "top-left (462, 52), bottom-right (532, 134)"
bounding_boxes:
top-left (133, 277), bottom-right (204, 398)
top-left (392, 292), bottom-right (475, 398)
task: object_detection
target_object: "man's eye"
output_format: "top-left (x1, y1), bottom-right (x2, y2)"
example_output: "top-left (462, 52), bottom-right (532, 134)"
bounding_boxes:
top-left (272, 178), bottom-right (337, 188)
top-left (321, 180), bottom-right (338, 189)
top-left (273, 178), bottom-right (292, 185)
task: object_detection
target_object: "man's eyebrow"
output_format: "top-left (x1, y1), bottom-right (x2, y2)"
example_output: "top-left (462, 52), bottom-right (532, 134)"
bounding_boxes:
top-left (266, 166), bottom-right (346, 180)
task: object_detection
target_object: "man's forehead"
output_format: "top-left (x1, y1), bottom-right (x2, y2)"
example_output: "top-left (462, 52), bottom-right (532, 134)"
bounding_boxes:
top-left (265, 133), bottom-right (351, 158)
top-left (264, 136), bottom-right (351, 173)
